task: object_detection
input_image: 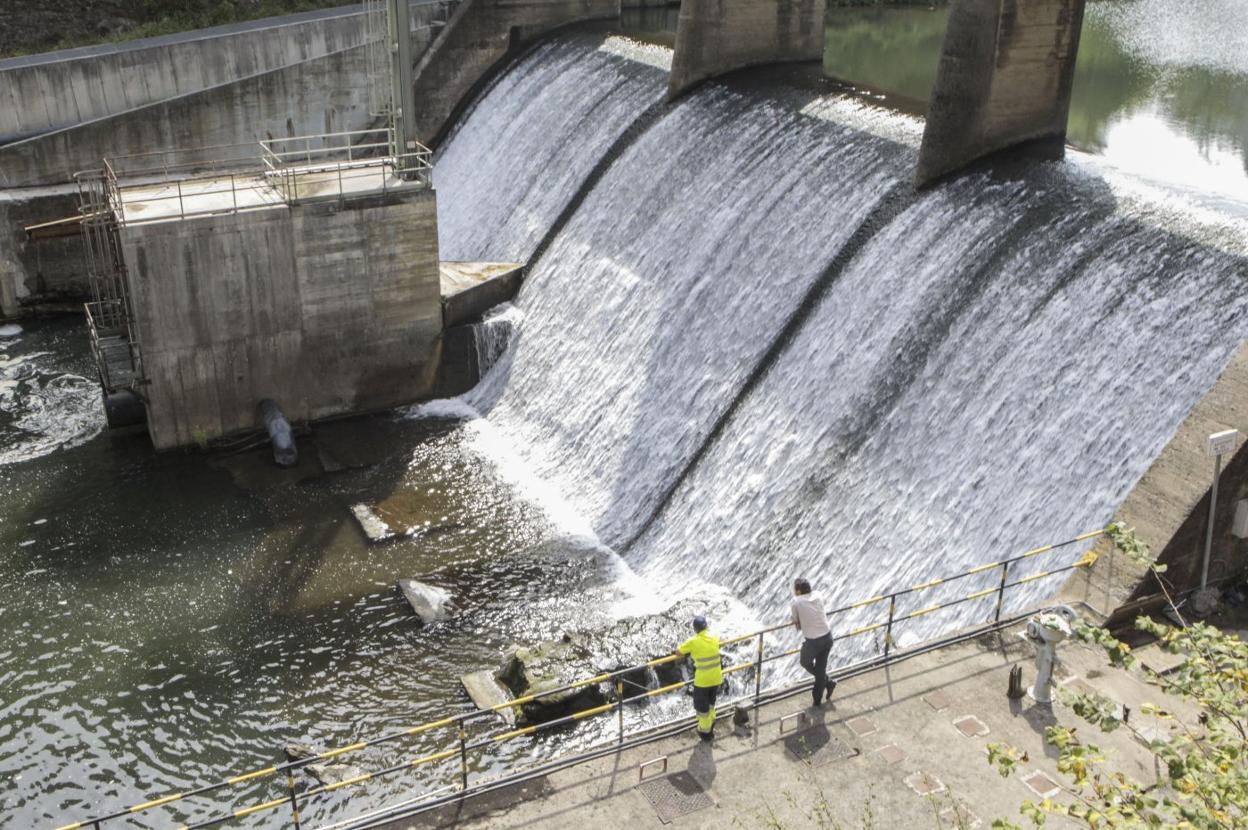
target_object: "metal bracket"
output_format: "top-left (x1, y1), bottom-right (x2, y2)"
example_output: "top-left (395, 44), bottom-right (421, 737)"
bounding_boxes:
top-left (780, 711), bottom-right (808, 735)
top-left (638, 756), bottom-right (668, 782)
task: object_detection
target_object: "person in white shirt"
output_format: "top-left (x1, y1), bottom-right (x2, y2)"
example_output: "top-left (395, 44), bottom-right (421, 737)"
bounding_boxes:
top-left (791, 577), bottom-right (836, 706)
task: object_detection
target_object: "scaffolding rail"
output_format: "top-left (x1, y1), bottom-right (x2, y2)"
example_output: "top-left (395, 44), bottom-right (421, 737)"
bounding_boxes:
top-left (48, 529), bottom-right (1107, 830)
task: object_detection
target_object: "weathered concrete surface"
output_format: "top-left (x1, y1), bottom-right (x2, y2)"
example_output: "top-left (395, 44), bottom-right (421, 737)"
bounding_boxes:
top-left (369, 621), bottom-right (1201, 829)
top-left (916, 0), bottom-right (1085, 186)
top-left (410, 0), bottom-right (620, 146)
top-left (0, 6), bottom-right (366, 145)
top-left (667, 0), bottom-right (825, 100)
top-left (0, 44), bottom-right (373, 188)
top-left (120, 189), bottom-right (442, 450)
top-left (0, 186), bottom-right (84, 317)
top-left (440, 261), bottom-right (523, 328)
top-left (462, 670), bottom-right (518, 726)
top-left (0, 2), bottom-right (449, 188)
top-left (1061, 342), bottom-right (1248, 619)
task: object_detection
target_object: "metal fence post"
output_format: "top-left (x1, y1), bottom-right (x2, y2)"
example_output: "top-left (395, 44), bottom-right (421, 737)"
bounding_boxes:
top-left (753, 631), bottom-right (764, 726)
top-left (176, 179), bottom-right (185, 220)
top-left (616, 681), bottom-right (625, 745)
top-left (458, 725), bottom-right (469, 792)
top-left (883, 595), bottom-right (897, 657)
top-left (994, 562), bottom-right (1011, 623)
top-left (284, 769), bottom-right (302, 830)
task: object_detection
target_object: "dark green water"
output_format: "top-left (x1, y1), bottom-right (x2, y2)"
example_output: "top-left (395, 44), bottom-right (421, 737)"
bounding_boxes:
top-left (0, 318), bottom-right (652, 828)
top-left (823, 0), bottom-right (1248, 205)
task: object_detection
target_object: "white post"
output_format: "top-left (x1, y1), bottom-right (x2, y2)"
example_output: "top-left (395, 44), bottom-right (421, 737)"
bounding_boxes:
top-left (1202, 430), bottom-right (1240, 590)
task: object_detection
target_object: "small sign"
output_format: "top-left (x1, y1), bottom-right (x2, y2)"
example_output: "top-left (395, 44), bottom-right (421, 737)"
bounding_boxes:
top-left (1208, 429), bottom-right (1241, 457)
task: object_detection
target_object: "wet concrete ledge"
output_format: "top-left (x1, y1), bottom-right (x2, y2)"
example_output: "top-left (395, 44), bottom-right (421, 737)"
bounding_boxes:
top-left (440, 261), bottom-right (524, 328)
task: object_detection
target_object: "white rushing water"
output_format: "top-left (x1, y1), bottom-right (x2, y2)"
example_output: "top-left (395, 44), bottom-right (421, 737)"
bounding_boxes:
top-left (430, 33), bottom-right (1248, 660)
top-left (434, 37), bottom-right (669, 262)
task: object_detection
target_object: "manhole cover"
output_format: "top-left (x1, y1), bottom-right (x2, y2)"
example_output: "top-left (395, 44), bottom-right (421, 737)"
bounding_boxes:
top-left (638, 771), bottom-right (716, 824)
top-left (783, 728), bottom-right (857, 767)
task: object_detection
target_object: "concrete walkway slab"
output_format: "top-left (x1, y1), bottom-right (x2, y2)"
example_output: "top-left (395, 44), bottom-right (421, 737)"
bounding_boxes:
top-left (359, 624), bottom-right (1203, 830)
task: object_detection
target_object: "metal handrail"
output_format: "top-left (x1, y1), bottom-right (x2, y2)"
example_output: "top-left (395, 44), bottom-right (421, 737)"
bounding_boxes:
top-left (48, 529), bottom-right (1106, 830)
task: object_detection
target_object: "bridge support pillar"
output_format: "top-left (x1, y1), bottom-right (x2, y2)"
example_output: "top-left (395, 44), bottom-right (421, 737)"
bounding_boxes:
top-left (916, 0), bottom-right (1086, 187)
top-left (668, 0), bottom-right (825, 100)
top-left (411, 0), bottom-right (620, 147)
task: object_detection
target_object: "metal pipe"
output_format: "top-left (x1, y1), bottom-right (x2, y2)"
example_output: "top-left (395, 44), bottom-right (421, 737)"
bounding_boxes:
top-left (1201, 453), bottom-right (1222, 590)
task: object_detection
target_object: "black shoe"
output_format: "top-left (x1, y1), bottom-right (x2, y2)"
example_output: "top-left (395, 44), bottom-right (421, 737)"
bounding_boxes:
top-left (824, 679), bottom-right (837, 702)
top-left (699, 730), bottom-right (713, 742)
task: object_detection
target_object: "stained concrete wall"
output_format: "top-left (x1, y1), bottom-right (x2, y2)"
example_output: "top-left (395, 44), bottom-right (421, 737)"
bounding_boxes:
top-left (120, 190), bottom-right (442, 449)
top-left (411, 0), bottom-right (620, 146)
top-left (0, 44), bottom-right (375, 188)
top-left (1060, 342), bottom-right (1248, 618)
top-left (0, 2), bottom-right (450, 188)
top-left (916, 0), bottom-right (1085, 187)
top-left (0, 188), bottom-right (86, 317)
top-left (0, 6), bottom-right (365, 146)
top-left (667, 0), bottom-right (824, 100)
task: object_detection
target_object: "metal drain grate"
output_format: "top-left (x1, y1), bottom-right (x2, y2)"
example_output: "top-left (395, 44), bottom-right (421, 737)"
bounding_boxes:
top-left (638, 771), bottom-right (716, 823)
top-left (783, 728), bottom-right (857, 767)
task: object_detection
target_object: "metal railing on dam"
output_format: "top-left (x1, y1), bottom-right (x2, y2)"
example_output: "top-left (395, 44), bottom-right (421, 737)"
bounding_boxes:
top-left (48, 529), bottom-right (1107, 830)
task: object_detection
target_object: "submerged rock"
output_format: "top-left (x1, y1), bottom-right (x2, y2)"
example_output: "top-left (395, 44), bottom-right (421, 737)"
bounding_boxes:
top-left (283, 742), bottom-right (365, 788)
top-left (397, 579), bottom-right (452, 623)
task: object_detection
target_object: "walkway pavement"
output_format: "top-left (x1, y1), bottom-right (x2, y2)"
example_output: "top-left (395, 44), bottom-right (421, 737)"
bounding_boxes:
top-left (367, 620), bottom-right (1199, 830)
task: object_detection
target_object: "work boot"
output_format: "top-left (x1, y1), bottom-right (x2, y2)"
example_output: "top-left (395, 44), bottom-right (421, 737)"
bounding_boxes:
top-left (698, 728), bottom-right (714, 742)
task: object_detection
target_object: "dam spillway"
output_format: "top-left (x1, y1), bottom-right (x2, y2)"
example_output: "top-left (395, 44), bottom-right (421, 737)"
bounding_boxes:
top-left (3, 20), bottom-right (1248, 830)
top-left (433, 31), bottom-right (1248, 645)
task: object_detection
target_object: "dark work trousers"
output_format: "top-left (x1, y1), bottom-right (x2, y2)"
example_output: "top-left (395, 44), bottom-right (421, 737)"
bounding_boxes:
top-left (799, 633), bottom-right (833, 704)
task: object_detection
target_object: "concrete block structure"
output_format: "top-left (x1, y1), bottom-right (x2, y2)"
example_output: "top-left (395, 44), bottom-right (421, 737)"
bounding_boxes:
top-left (667, 0), bottom-right (825, 100)
top-left (79, 132), bottom-right (444, 449)
top-left (411, 0), bottom-right (620, 145)
top-left (916, 0), bottom-right (1086, 186)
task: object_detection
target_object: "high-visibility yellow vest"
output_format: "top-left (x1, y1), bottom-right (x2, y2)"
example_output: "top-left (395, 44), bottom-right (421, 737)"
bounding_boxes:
top-left (678, 631), bottom-right (723, 688)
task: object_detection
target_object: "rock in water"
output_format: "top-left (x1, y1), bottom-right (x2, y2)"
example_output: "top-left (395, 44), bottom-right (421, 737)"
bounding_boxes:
top-left (0, 324), bottom-right (21, 338)
top-left (351, 504), bottom-right (395, 542)
top-left (397, 579), bottom-right (451, 623)
top-left (283, 742), bottom-right (365, 788)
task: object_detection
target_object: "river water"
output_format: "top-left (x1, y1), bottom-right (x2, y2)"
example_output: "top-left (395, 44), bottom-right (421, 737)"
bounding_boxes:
top-left (4, 8), bottom-right (1248, 830)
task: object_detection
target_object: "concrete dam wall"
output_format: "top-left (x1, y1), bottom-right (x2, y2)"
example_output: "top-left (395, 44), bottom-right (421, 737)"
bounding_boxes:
top-left (0, 5), bottom-right (367, 146)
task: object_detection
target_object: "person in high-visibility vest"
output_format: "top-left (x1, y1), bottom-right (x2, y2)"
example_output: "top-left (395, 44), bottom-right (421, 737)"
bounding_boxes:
top-left (673, 615), bottom-right (723, 741)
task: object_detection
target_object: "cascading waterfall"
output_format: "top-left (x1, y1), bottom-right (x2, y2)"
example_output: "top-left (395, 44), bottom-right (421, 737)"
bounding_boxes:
top-left (432, 32), bottom-right (1248, 656)
top-left (435, 36), bottom-right (670, 262)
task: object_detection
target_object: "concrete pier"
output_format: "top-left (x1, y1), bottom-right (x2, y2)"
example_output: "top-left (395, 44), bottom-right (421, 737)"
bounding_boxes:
top-left (667, 0), bottom-right (825, 100)
top-left (916, 0), bottom-right (1086, 186)
top-left (108, 155), bottom-right (442, 450)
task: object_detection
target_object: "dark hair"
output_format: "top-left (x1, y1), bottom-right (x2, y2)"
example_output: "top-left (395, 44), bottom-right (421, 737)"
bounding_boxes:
top-left (794, 578), bottom-right (812, 595)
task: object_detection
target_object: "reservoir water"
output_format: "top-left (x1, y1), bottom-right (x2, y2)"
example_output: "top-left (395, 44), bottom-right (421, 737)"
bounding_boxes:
top-left (4, 8), bottom-right (1248, 829)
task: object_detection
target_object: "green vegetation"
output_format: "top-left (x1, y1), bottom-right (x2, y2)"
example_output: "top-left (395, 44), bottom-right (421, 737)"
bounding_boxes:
top-left (1, 0), bottom-right (349, 59)
top-left (988, 525), bottom-right (1248, 829)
